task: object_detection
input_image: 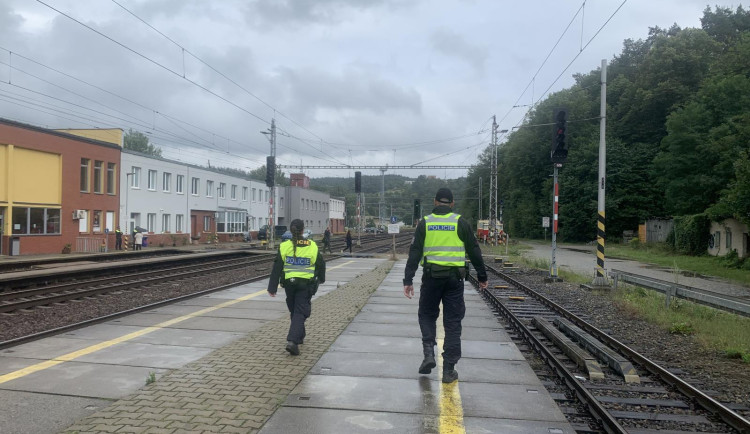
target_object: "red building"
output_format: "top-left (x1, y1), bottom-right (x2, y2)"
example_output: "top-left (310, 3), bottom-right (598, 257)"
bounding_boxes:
top-left (0, 118), bottom-right (122, 255)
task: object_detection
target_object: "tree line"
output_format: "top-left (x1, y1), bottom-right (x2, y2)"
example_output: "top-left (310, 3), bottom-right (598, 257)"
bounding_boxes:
top-left (462, 6), bottom-right (750, 243)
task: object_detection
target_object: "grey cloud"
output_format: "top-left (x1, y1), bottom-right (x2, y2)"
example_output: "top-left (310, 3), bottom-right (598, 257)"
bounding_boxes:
top-left (430, 28), bottom-right (488, 72)
top-left (277, 66), bottom-right (422, 119)
top-left (244, 0), bottom-right (409, 26)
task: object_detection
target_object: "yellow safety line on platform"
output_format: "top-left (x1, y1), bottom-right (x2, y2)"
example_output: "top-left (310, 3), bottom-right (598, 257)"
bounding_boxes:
top-left (0, 287), bottom-right (268, 385)
top-left (0, 260), bottom-right (357, 385)
top-left (436, 336), bottom-right (465, 433)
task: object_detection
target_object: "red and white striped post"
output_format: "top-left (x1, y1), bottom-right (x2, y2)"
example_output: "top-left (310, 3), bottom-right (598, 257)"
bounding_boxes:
top-left (550, 163), bottom-right (561, 278)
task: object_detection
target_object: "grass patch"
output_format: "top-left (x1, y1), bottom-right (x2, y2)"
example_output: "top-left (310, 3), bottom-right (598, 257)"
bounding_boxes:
top-left (614, 284), bottom-right (750, 363)
top-left (607, 243), bottom-right (750, 286)
top-left (145, 371), bottom-right (156, 385)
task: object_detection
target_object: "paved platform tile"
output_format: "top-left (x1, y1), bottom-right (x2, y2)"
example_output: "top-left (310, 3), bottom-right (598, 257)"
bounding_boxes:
top-left (63, 260), bottom-right (395, 434)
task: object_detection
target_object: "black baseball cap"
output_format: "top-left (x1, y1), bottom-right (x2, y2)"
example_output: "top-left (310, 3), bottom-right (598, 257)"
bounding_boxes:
top-left (435, 187), bottom-right (453, 204)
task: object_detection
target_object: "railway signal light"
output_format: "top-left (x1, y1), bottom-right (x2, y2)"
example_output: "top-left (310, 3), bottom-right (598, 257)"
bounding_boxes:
top-left (413, 199), bottom-right (421, 222)
top-left (355, 171), bottom-right (362, 193)
top-left (551, 109), bottom-right (568, 163)
top-left (265, 156), bottom-right (275, 187)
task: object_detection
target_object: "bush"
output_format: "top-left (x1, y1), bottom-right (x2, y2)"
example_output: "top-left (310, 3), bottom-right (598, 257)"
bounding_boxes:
top-left (719, 249), bottom-right (745, 269)
top-left (669, 214), bottom-right (710, 255)
top-left (669, 321), bottom-right (695, 335)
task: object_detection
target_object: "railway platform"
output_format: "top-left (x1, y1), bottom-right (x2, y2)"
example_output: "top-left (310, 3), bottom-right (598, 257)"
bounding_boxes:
top-left (0, 257), bottom-right (573, 433)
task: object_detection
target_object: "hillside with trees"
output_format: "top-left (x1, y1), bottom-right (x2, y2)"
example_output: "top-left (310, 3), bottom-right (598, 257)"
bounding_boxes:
top-left (462, 6), bottom-right (750, 246)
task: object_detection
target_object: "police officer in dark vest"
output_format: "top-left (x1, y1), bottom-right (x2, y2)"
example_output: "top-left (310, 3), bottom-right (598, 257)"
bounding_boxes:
top-left (403, 187), bottom-right (488, 383)
top-left (267, 219), bottom-right (326, 355)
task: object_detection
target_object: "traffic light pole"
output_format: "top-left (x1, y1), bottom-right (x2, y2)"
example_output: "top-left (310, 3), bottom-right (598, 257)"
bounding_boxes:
top-left (550, 163), bottom-right (560, 279)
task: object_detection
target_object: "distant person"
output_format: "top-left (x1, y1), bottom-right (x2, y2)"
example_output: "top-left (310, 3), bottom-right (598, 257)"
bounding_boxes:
top-left (115, 226), bottom-right (123, 250)
top-left (267, 219), bottom-right (326, 356)
top-left (322, 227), bottom-right (332, 254)
top-left (134, 230), bottom-right (143, 251)
top-left (403, 187), bottom-right (488, 384)
top-left (345, 230), bottom-right (353, 254)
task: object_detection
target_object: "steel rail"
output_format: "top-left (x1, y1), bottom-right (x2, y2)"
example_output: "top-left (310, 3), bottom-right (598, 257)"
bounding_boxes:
top-left (469, 272), bottom-right (627, 433)
top-left (0, 256), bottom-right (270, 314)
top-left (0, 272), bottom-right (272, 351)
top-left (493, 266), bottom-right (750, 434)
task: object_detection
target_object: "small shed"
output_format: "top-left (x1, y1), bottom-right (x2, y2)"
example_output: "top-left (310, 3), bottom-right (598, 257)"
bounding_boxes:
top-left (645, 218), bottom-right (674, 243)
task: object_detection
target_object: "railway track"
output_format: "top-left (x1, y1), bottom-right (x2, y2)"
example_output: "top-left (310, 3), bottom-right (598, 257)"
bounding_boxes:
top-left (0, 234), bottom-right (413, 348)
top-left (470, 264), bottom-right (750, 434)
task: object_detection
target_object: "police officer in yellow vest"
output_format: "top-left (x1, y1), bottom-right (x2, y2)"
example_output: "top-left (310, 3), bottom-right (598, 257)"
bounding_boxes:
top-left (268, 219), bottom-right (326, 355)
top-left (403, 188), bottom-right (488, 383)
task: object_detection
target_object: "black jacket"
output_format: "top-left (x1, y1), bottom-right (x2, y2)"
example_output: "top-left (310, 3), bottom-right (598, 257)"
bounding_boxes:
top-left (403, 205), bottom-right (487, 286)
top-left (267, 240), bottom-right (326, 294)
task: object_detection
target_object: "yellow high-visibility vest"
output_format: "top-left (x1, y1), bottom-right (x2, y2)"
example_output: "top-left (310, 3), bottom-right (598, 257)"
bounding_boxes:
top-left (280, 239), bottom-right (318, 279)
top-left (423, 213), bottom-right (465, 267)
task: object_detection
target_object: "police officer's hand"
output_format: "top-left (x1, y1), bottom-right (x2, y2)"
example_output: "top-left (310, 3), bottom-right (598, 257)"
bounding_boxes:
top-left (268, 291), bottom-right (276, 297)
top-left (478, 280), bottom-right (488, 290)
top-left (403, 285), bottom-right (414, 299)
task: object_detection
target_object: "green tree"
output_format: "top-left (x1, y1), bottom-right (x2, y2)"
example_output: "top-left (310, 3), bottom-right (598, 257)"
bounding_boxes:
top-left (124, 129), bottom-right (162, 157)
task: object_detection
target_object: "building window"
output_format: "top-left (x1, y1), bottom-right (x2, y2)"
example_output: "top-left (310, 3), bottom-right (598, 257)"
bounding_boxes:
top-left (176, 175), bottom-right (184, 194)
top-left (106, 211), bottom-right (114, 232)
top-left (11, 207), bottom-right (61, 234)
top-left (191, 177), bottom-right (199, 195)
top-left (107, 163), bottom-right (116, 194)
top-left (252, 188), bottom-right (257, 201)
top-left (148, 170), bottom-right (157, 190)
top-left (176, 214), bottom-right (184, 232)
top-left (80, 158), bottom-right (90, 192)
top-left (93, 161), bottom-right (103, 194)
top-left (163, 172), bottom-right (171, 192)
top-left (162, 214), bottom-right (171, 232)
top-left (726, 229), bottom-right (732, 250)
top-left (231, 184), bottom-right (237, 200)
top-left (280, 197), bottom-right (283, 208)
top-left (265, 190), bottom-right (269, 202)
top-left (203, 216), bottom-right (211, 232)
top-left (147, 213), bottom-right (156, 232)
top-left (219, 182), bottom-right (226, 199)
top-left (715, 231), bottom-right (721, 249)
top-left (78, 210), bottom-right (88, 232)
top-left (206, 180), bottom-right (214, 197)
top-left (131, 167), bottom-right (141, 188)
top-left (217, 211), bottom-right (247, 233)
top-left (93, 210), bottom-right (102, 233)
top-left (242, 186), bottom-right (248, 201)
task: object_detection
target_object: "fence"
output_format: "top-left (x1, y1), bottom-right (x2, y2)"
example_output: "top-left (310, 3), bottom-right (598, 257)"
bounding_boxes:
top-left (610, 269), bottom-right (750, 317)
top-left (76, 237), bottom-right (106, 253)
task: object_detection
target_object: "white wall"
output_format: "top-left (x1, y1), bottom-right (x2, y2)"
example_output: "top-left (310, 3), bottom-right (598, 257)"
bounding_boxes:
top-left (120, 151), bottom-right (273, 234)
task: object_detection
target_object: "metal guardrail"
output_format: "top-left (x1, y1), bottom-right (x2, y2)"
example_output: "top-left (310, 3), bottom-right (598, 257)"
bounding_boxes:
top-left (75, 237), bottom-right (106, 253)
top-left (609, 269), bottom-right (750, 317)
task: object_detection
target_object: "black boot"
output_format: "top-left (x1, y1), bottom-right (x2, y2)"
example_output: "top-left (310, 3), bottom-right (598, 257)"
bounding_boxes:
top-left (418, 343), bottom-right (436, 374)
top-left (286, 341), bottom-right (299, 355)
top-left (442, 362), bottom-right (458, 383)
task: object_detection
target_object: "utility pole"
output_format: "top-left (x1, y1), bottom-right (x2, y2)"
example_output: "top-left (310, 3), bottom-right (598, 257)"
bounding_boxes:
top-left (478, 177), bottom-right (482, 223)
top-left (262, 118), bottom-right (277, 249)
top-left (593, 59), bottom-right (609, 287)
top-left (489, 116), bottom-right (498, 246)
top-left (379, 165), bottom-right (387, 229)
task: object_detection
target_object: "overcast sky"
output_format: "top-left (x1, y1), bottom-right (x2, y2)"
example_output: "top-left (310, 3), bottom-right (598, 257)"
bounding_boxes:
top-left (0, 0), bottom-right (729, 180)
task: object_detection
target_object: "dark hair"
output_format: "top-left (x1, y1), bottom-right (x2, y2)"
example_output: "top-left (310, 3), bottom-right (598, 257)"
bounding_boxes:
top-left (290, 219), bottom-right (304, 257)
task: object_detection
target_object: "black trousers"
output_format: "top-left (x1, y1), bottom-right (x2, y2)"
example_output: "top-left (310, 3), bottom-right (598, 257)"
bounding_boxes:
top-left (115, 238), bottom-right (122, 250)
top-left (418, 273), bottom-right (466, 365)
top-left (284, 280), bottom-right (313, 344)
